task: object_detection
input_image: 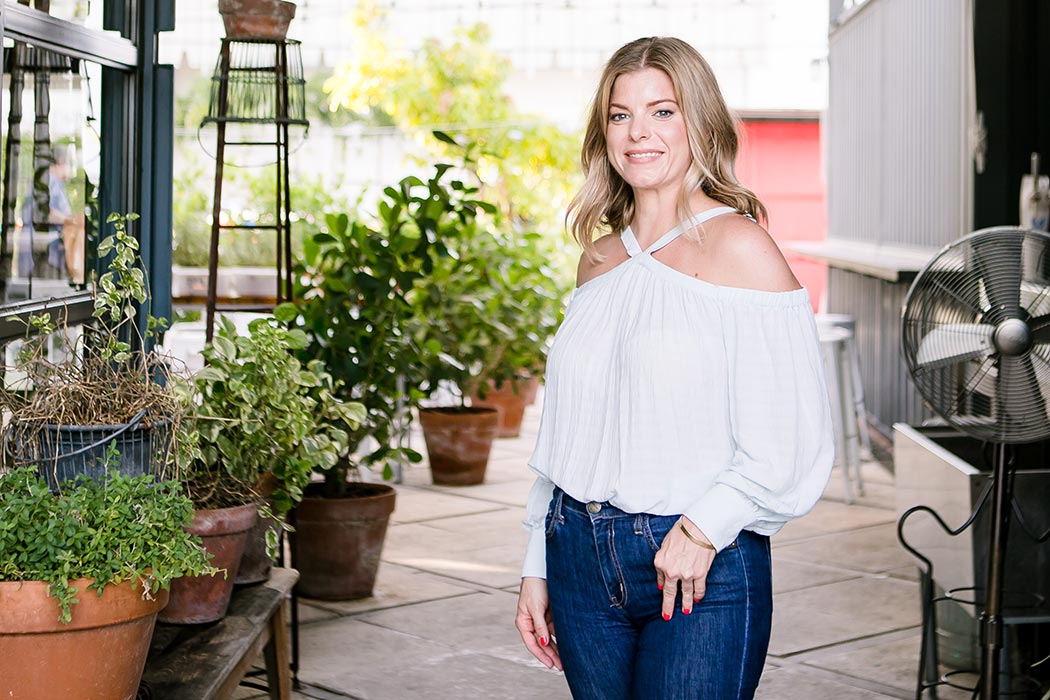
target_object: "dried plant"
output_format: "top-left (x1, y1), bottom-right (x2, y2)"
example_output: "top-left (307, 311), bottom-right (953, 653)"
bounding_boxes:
top-left (0, 213), bottom-right (186, 486)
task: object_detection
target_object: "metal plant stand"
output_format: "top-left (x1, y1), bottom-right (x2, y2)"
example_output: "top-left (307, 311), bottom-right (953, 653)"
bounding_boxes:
top-left (201, 38), bottom-right (308, 341)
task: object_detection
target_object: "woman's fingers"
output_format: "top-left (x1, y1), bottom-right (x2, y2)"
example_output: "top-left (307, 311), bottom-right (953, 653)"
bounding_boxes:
top-left (661, 573), bottom-right (679, 620)
top-left (654, 519), bottom-right (718, 620)
top-left (516, 578), bottom-right (563, 670)
top-left (680, 578), bottom-right (694, 614)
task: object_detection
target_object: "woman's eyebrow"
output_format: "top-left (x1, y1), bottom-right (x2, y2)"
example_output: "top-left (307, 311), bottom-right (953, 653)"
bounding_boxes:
top-left (609, 99), bottom-right (679, 110)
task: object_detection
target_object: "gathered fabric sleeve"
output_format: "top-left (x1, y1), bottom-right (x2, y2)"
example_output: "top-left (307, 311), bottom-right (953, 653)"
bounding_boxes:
top-left (521, 474), bottom-right (556, 578)
top-left (682, 298), bottom-right (835, 552)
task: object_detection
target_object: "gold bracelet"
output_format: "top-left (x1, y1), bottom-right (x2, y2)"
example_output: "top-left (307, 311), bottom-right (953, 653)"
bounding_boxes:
top-left (679, 521), bottom-right (716, 550)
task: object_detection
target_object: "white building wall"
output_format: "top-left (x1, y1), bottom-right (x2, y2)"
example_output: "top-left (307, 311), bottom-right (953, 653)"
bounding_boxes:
top-left (827, 0), bottom-right (972, 247)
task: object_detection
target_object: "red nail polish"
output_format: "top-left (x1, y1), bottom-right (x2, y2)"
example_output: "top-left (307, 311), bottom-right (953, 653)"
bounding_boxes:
top-left (540, 636), bottom-right (548, 647)
top-left (662, 613), bottom-right (671, 621)
top-left (683, 608), bottom-right (692, 615)
top-left (657, 583), bottom-right (663, 591)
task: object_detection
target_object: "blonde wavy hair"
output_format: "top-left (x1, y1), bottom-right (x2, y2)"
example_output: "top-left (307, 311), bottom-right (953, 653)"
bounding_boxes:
top-left (567, 37), bottom-right (767, 259)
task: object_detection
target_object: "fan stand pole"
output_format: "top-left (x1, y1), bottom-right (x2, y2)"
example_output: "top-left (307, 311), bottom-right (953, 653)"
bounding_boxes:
top-left (980, 442), bottom-right (1012, 700)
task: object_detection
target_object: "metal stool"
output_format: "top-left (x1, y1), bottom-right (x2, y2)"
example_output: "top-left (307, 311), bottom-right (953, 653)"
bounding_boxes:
top-left (818, 323), bottom-right (865, 503)
top-left (817, 313), bottom-right (873, 460)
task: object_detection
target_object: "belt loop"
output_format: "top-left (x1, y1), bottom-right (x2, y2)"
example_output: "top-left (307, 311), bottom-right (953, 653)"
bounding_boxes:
top-left (553, 487), bottom-right (565, 520)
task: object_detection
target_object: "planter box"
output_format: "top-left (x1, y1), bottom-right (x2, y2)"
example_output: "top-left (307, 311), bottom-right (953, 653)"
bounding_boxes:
top-left (894, 423), bottom-right (1050, 674)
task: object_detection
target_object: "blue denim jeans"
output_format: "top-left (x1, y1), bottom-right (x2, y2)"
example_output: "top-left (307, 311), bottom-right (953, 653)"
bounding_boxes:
top-left (545, 487), bottom-right (772, 700)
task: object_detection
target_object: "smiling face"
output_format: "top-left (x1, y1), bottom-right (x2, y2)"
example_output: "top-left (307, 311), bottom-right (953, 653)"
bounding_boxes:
top-left (605, 67), bottom-right (692, 198)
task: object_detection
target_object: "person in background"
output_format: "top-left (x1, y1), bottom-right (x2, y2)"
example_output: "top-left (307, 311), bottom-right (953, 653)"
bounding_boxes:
top-left (514, 36), bottom-right (834, 700)
top-left (19, 150), bottom-right (79, 281)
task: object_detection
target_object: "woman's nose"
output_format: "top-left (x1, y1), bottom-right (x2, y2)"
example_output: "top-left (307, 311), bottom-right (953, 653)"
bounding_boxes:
top-left (629, 117), bottom-right (650, 141)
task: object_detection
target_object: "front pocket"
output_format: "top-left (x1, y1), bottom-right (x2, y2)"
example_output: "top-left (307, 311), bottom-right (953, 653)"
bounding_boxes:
top-left (642, 515), bottom-right (739, 552)
top-left (641, 514), bottom-right (676, 553)
top-left (544, 502), bottom-right (564, 539)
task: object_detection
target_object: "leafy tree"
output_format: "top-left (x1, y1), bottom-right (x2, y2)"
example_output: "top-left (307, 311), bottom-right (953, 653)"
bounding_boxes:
top-left (323, 0), bottom-right (580, 279)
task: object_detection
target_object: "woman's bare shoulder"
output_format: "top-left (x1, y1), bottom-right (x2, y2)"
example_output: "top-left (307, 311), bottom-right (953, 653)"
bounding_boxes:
top-left (576, 233), bottom-right (628, 287)
top-left (705, 215), bottom-right (800, 292)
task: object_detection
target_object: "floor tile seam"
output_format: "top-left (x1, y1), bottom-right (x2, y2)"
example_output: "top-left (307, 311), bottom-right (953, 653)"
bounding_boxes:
top-left (390, 505), bottom-right (510, 525)
top-left (294, 680), bottom-right (367, 700)
top-left (390, 505), bottom-right (529, 528)
top-left (297, 589), bottom-right (483, 623)
top-left (776, 626), bottom-right (922, 662)
top-left (773, 569), bottom-right (918, 595)
top-left (773, 572), bottom-right (865, 594)
top-left (374, 559), bottom-right (521, 594)
top-left (762, 660), bottom-right (913, 699)
top-left (374, 562), bottom-right (522, 593)
top-left (770, 624), bottom-right (924, 660)
top-left (771, 520), bottom-right (905, 547)
top-left (395, 484), bottom-right (531, 507)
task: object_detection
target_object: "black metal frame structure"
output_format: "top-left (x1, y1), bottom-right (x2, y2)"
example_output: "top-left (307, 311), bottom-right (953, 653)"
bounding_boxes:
top-left (201, 37), bottom-right (307, 342)
top-left (0, 0), bottom-right (174, 346)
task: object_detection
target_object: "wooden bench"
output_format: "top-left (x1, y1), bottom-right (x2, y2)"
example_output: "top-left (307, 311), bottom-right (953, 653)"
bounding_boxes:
top-left (140, 567), bottom-right (298, 700)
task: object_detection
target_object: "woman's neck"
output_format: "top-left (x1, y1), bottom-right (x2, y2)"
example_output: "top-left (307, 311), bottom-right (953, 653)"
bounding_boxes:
top-left (629, 188), bottom-right (723, 248)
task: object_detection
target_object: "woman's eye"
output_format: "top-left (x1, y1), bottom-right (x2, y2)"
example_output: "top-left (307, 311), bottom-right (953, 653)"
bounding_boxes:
top-left (609, 113), bottom-right (628, 122)
top-left (654, 109), bottom-right (674, 118)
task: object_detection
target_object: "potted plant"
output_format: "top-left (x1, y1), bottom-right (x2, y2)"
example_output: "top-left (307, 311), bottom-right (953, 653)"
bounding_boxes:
top-left (0, 466), bottom-right (216, 700)
top-left (218, 0), bottom-right (297, 40)
top-left (165, 315), bottom-right (361, 620)
top-left (0, 212), bottom-right (183, 489)
top-left (402, 167), bottom-right (548, 483)
top-left (278, 186), bottom-right (440, 598)
top-left (467, 228), bottom-right (567, 437)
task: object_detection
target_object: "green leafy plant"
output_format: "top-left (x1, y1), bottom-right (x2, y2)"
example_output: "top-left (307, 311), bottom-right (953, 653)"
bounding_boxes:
top-left (0, 212), bottom-right (184, 482)
top-left (0, 465), bottom-right (217, 623)
top-left (180, 315), bottom-right (364, 512)
top-left (401, 165), bottom-right (566, 402)
top-left (279, 175), bottom-right (445, 487)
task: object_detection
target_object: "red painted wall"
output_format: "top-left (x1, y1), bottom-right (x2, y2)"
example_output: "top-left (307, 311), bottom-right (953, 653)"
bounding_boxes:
top-left (736, 119), bottom-right (828, 311)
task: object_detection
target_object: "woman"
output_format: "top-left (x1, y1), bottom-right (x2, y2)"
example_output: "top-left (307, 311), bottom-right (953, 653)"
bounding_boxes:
top-left (514, 37), bottom-right (834, 700)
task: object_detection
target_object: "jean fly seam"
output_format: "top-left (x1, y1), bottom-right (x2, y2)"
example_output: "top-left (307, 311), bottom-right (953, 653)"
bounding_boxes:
top-left (607, 521), bottom-right (627, 608)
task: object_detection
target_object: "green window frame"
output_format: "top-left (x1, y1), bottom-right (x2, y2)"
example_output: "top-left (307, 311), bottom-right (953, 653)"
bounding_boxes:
top-left (0, 0), bottom-right (173, 342)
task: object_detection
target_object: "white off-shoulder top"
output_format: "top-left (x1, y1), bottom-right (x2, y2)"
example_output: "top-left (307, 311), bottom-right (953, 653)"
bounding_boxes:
top-left (521, 206), bottom-right (835, 579)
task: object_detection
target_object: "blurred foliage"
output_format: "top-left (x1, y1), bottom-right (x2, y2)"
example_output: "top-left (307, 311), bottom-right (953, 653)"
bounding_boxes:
top-left (323, 0), bottom-right (580, 282)
top-left (171, 144), bottom-right (345, 268)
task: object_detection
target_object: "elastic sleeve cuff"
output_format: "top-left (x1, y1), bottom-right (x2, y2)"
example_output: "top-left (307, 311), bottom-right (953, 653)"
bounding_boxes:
top-left (521, 526), bottom-right (547, 579)
top-left (682, 483), bottom-right (761, 552)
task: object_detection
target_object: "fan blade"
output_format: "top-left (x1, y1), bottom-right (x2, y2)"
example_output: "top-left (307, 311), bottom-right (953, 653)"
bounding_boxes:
top-left (1031, 313), bottom-right (1050, 345)
top-left (997, 353), bottom-right (1047, 437)
top-left (915, 323), bottom-right (995, 369)
top-left (973, 234), bottom-right (1022, 322)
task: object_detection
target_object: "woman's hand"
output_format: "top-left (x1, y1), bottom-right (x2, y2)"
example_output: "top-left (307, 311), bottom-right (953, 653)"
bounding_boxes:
top-left (515, 576), bottom-right (563, 670)
top-left (653, 516), bottom-right (717, 620)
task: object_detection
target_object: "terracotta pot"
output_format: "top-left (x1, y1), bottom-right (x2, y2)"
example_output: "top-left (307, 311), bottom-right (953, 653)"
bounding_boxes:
top-left (0, 577), bottom-right (168, 700)
top-left (418, 406), bottom-right (499, 485)
top-left (218, 0), bottom-right (296, 40)
top-left (236, 475), bottom-right (277, 585)
top-left (524, 373), bottom-right (541, 406)
top-left (159, 503), bottom-right (257, 624)
top-left (234, 509), bottom-right (278, 585)
top-left (470, 377), bottom-right (529, 438)
top-left (291, 482), bottom-right (396, 600)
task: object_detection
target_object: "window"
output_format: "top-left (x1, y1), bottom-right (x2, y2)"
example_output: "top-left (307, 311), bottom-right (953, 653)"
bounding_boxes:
top-left (0, 0), bottom-right (174, 341)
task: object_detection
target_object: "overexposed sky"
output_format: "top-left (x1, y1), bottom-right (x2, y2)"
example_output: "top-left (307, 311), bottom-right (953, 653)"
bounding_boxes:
top-left (163, 0), bottom-right (828, 127)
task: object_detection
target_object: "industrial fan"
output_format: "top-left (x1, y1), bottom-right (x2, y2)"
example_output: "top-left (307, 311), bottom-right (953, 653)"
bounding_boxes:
top-left (901, 226), bottom-right (1050, 699)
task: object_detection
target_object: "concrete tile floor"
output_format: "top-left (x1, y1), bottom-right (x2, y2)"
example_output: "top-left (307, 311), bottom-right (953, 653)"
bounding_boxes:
top-left (237, 398), bottom-right (939, 700)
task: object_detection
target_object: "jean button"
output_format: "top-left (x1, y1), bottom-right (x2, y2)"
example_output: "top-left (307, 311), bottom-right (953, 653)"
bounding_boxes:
top-left (586, 501), bottom-right (602, 514)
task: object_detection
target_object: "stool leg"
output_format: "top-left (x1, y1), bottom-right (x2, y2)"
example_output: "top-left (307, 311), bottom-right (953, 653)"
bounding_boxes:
top-left (823, 339), bottom-right (854, 503)
top-left (846, 336), bottom-right (873, 460)
top-left (264, 597), bottom-right (292, 700)
top-left (838, 342), bottom-right (865, 498)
